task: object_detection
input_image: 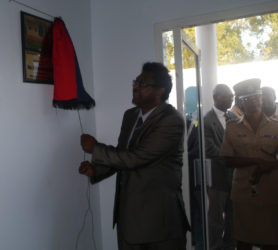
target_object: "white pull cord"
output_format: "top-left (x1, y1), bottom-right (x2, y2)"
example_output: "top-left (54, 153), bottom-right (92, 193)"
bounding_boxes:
top-left (75, 110), bottom-right (98, 250)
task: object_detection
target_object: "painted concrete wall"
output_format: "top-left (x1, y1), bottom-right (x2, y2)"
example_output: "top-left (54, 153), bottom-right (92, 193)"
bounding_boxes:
top-left (90, 0), bottom-right (278, 249)
top-left (0, 0), bottom-right (100, 250)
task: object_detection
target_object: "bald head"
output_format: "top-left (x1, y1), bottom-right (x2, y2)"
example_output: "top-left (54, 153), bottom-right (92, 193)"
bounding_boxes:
top-left (213, 84), bottom-right (234, 112)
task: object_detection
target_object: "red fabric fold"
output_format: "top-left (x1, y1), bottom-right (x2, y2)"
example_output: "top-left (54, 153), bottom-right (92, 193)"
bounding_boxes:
top-left (52, 18), bottom-right (77, 101)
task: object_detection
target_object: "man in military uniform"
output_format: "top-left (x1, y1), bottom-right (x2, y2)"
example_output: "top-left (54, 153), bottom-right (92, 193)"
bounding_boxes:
top-left (221, 79), bottom-right (278, 250)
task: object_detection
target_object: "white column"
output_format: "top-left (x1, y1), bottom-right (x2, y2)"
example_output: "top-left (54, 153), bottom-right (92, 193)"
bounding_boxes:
top-left (196, 24), bottom-right (218, 114)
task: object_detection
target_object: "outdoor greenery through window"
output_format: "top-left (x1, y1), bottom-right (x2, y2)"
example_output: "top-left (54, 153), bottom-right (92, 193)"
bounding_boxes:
top-left (165, 12), bottom-right (278, 69)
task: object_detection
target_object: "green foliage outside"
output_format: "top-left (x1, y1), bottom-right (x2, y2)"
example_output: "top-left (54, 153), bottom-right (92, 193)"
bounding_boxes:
top-left (246, 14), bottom-right (278, 60)
top-left (217, 19), bottom-right (254, 65)
top-left (164, 13), bottom-right (278, 69)
top-left (183, 28), bottom-right (196, 68)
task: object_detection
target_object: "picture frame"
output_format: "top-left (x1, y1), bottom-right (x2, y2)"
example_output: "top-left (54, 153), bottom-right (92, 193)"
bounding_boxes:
top-left (21, 11), bottom-right (53, 84)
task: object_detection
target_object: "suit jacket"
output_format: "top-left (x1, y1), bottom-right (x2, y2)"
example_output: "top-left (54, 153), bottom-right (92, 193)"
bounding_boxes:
top-left (204, 108), bottom-right (236, 192)
top-left (90, 102), bottom-right (190, 244)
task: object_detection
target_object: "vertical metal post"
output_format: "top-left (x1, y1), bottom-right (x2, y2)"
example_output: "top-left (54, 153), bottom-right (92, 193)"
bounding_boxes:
top-left (173, 28), bottom-right (192, 250)
top-left (195, 53), bottom-right (210, 250)
top-left (173, 28), bottom-right (185, 113)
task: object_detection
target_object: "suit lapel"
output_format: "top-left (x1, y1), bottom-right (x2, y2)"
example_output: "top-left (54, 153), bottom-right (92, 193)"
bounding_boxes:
top-left (114, 108), bottom-right (139, 225)
top-left (138, 103), bottom-right (168, 136)
top-left (118, 103), bottom-right (169, 149)
top-left (118, 108), bottom-right (140, 149)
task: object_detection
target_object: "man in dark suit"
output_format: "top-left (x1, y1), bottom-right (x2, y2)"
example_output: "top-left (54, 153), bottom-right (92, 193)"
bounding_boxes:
top-left (79, 62), bottom-right (190, 250)
top-left (204, 84), bottom-right (236, 250)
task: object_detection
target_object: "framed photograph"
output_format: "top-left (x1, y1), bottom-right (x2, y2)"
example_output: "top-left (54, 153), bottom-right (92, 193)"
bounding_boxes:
top-left (21, 11), bottom-right (53, 84)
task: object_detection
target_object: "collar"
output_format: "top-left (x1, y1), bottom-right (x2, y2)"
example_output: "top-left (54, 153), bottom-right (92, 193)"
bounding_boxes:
top-left (239, 113), bottom-right (271, 128)
top-left (213, 106), bottom-right (225, 116)
top-left (139, 106), bottom-right (157, 122)
top-left (232, 105), bottom-right (244, 117)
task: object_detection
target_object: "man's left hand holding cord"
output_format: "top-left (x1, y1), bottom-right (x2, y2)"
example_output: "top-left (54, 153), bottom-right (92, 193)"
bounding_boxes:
top-left (79, 134), bottom-right (98, 177)
top-left (79, 161), bottom-right (95, 177)
top-left (81, 134), bottom-right (97, 153)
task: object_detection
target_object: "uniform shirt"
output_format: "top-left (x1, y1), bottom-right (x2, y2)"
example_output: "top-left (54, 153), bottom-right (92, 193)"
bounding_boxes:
top-left (221, 114), bottom-right (278, 204)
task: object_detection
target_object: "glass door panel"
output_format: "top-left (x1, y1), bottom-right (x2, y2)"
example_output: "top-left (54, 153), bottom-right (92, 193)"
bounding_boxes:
top-left (162, 29), bottom-right (208, 250)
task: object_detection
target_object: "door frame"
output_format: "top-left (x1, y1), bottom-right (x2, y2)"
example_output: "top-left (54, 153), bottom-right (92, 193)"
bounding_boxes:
top-left (161, 28), bottom-right (209, 250)
top-left (154, 3), bottom-right (278, 250)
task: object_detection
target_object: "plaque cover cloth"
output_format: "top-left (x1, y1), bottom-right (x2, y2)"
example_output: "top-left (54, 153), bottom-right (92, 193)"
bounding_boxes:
top-left (52, 18), bottom-right (95, 109)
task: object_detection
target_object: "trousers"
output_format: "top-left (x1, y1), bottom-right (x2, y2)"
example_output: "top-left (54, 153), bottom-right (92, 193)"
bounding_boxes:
top-left (208, 188), bottom-right (236, 250)
top-left (117, 226), bottom-right (187, 250)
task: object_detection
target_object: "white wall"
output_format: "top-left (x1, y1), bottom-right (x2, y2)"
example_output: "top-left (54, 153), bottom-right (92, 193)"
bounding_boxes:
top-left (0, 1), bottom-right (100, 250)
top-left (90, 0), bottom-right (278, 249)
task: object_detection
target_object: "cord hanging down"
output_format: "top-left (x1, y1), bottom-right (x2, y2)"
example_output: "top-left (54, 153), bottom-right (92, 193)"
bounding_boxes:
top-left (9, 0), bottom-right (55, 18)
top-left (75, 111), bottom-right (98, 250)
top-left (77, 110), bottom-right (84, 135)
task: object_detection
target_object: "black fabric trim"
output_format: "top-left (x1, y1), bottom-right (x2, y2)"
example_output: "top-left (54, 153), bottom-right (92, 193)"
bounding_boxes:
top-left (53, 99), bottom-right (95, 110)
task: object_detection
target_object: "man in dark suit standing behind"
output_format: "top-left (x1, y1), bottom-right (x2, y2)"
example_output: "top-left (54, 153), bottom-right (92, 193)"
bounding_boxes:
top-left (79, 62), bottom-right (190, 250)
top-left (204, 84), bottom-right (236, 250)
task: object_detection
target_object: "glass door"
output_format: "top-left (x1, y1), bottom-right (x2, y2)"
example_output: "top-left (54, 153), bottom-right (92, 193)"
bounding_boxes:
top-left (161, 28), bottom-right (209, 250)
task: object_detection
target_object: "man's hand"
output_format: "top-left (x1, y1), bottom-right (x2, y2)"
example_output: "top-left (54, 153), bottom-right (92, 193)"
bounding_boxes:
top-left (249, 159), bottom-right (277, 185)
top-left (81, 134), bottom-right (97, 153)
top-left (79, 161), bottom-right (95, 177)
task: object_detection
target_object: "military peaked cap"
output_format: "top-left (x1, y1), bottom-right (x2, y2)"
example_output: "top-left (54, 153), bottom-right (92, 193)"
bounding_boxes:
top-left (233, 78), bottom-right (262, 99)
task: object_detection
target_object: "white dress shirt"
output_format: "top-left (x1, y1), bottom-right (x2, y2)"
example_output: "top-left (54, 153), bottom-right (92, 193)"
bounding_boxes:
top-left (213, 106), bottom-right (226, 129)
top-left (127, 106), bottom-right (157, 147)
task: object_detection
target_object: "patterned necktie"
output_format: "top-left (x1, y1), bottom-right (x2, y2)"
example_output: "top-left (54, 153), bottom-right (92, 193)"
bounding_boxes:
top-left (128, 117), bottom-right (143, 149)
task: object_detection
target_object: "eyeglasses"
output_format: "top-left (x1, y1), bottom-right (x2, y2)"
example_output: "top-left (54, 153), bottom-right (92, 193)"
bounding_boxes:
top-left (132, 80), bottom-right (156, 88)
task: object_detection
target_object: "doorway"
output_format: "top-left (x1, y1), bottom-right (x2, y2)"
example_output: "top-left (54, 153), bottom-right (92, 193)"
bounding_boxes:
top-left (156, 11), bottom-right (278, 250)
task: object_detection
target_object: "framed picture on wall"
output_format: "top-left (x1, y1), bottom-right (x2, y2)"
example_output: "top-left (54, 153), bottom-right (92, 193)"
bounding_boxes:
top-left (21, 11), bottom-right (53, 84)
